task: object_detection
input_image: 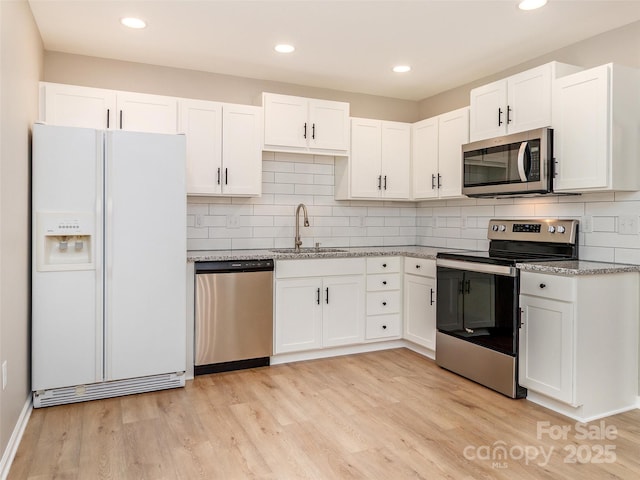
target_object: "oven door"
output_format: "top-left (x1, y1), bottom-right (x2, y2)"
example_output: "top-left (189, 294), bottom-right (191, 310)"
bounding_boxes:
top-left (436, 259), bottom-right (519, 356)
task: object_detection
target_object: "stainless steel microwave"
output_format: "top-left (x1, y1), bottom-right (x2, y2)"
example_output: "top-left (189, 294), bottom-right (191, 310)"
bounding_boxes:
top-left (462, 127), bottom-right (553, 197)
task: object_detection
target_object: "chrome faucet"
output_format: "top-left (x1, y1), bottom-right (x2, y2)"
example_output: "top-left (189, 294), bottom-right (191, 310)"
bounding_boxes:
top-left (294, 203), bottom-right (310, 252)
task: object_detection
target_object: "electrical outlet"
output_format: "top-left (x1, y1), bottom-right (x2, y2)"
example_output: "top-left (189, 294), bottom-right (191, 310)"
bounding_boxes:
top-left (2, 361), bottom-right (7, 390)
top-left (195, 214), bottom-right (203, 227)
top-left (581, 215), bottom-right (593, 233)
top-left (618, 215), bottom-right (639, 235)
top-left (226, 214), bottom-right (240, 229)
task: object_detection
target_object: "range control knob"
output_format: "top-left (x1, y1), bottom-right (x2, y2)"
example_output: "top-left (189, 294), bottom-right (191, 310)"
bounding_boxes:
top-left (557, 225), bottom-right (566, 234)
top-left (548, 225), bottom-right (556, 233)
top-left (492, 224), bottom-right (499, 231)
top-left (498, 224), bottom-right (507, 232)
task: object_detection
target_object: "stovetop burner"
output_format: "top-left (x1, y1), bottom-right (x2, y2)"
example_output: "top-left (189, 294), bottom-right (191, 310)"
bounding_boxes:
top-left (437, 219), bottom-right (580, 264)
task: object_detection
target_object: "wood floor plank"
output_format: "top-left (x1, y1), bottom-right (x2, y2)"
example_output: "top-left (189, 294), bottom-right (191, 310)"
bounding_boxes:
top-left (8, 348), bottom-right (640, 479)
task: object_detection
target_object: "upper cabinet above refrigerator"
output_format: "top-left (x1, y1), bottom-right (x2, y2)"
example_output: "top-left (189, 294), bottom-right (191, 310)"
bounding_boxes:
top-left (469, 62), bottom-right (582, 142)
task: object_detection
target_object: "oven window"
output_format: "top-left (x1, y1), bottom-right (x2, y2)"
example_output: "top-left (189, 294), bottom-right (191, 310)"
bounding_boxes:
top-left (436, 266), bottom-right (518, 355)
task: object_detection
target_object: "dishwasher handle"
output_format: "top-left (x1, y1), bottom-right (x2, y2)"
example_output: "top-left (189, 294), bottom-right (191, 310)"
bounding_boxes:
top-left (195, 259), bottom-right (274, 274)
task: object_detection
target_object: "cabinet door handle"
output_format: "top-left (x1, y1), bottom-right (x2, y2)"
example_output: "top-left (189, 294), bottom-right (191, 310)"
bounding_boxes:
top-left (217, 167), bottom-right (221, 185)
top-left (312, 123), bottom-right (315, 139)
top-left (519, 307), bottom-right (524, 328)
top-left (430, 288), bottom-right (434, 305)
top-left (316, 288), bottom-right (320, 305)
top-left (498, 107), bottom-right (503, 127)
top-left (303, 122), bottom-right (307, 139)
top-left (437, 174), bottom-right (442, 189)
top-left (507, 105), bottom-right (512, 124)
top-left (377, 175), bottom-right (382, 190)
top-left (431, 174), bottom-right (436, 189)
top-left (325, 287), bottom-right (329, 304)
top-left (225, 168), bottom-right (228, 185)
top-left (106, 109), bottom-right (110, 129)
top-left (553, 158), bottom-right (558, 178)
top-left (383, 175), bottom-right (387, 190)
top-left (119, 110), bottom-right (123, 129)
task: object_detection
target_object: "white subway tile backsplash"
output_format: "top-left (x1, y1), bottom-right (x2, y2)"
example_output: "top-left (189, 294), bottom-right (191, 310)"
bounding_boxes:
top-left (186, 153), bottom-right (640, 263)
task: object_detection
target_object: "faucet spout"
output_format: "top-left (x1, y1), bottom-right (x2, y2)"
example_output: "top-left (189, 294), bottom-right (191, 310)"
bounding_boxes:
top-left (295, 203), bottom-right (310, 252)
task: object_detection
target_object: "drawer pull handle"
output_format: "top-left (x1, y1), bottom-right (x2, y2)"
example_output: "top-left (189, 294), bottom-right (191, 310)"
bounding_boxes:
top-left (416, 264), bottom-right (421, 269)
top-left (382, 302), bottom-right (387, 306)
top-left (382, 263), bottom-right (387, 268)
top-left (382, 325), bottom-right (387, 330)
top-left (382, 281), bottom-right (387, 285)
top-left (539, 283), bottom-right (546, 289)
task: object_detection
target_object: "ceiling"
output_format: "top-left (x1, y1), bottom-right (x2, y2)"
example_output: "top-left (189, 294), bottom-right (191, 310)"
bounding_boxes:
top-left (28, 1), bottom-right (640, 101)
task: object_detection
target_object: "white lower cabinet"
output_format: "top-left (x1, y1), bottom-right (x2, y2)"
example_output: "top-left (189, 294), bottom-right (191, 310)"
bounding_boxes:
top-left (365, 257), bottom-right (402, 341)
top-left (274, 258), bottom-right (365, 354)
top-left (403, 258), bottom-right (437, 350)
top-left (519, 271), bottom-right (639, 420)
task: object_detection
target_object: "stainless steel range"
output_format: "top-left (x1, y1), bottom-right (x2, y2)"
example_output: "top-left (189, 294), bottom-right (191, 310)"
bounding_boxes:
top-left (435, 219), bottom-right (579, 398)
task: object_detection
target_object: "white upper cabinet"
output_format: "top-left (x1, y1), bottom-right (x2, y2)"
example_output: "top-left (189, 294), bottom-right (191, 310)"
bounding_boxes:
top-left (263, 93), bottom-right (349, 155)
top-left (552, 64), bottom-right (640, 193)
top-left (469, 62), bottom-right (581, 142)
top-left (412, 107), bottom-right (469, 200)
top-left (349, 119), bottom-right (411, 200)
top-left (40, 82), bottom-right (178, 134)
top-left (180, 99), bottom-right (263, 196)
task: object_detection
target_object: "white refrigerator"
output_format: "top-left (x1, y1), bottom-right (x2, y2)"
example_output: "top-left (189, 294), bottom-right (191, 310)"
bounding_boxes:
top-left (32, 123), bottom-right (186, 407)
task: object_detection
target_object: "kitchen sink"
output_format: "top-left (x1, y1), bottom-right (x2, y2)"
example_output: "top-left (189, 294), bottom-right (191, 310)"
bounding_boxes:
top-left (270, 247), bottom-right (347, 254)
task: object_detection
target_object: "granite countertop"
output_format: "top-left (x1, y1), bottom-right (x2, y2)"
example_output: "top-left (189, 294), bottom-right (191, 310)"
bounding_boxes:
top-left (187, 245), bottom-right (465, 262)
top-left (516, 260), bottom-right (640, 276)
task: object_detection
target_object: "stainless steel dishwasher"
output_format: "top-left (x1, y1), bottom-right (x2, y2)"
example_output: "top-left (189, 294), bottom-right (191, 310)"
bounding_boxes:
top-left (194, 260), bottom-right (274, 375)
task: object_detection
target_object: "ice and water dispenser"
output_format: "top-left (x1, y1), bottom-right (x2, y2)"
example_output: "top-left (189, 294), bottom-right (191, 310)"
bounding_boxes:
top-left (35, 212), bottom-right (95, 271)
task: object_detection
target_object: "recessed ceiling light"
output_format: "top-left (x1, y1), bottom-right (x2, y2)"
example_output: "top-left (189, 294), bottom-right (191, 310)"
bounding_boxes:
top-left (518, 0), bottom-right (548, 11)
top-left (120, 17), bottom-right (147, 29)
top-left (275, 44), bottom-right (295, 54)
top-left (393, 65), bottom-right (411, 73)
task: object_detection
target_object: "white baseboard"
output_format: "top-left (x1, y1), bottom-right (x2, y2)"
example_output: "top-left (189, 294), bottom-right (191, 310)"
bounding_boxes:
top-left (0, 396), bottom-right (33, 480)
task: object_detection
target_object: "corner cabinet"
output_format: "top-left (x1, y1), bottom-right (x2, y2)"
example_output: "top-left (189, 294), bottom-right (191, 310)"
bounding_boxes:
top-left (346, 119), bottom-right (411, 200)
top-left (180, 99), bottom-right (262, 196)
top-left (263, 93), bottom-right (350, 155)
top-left (403, 258), bottom-right (436, 350)
top-left (274, 258), bottom-right (365, 354)
top-left (412, 107), bottom-right (469, 200)
top-left (552, 63), bottom-right (640, 193)
top-left (519, 270), bottom-right (639, 421)
top-left (39, 82), bottom-right (178, 134)
top-left (469, 62), bottom-right (581, 142)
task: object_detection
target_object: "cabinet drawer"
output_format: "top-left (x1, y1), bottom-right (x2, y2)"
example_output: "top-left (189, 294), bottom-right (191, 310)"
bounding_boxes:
top-left (366, 256), bottom-right (401, 274)
top-left (520, 272), bottom-right (575, 301)
top-left (367, 291), bottom-right (401, 315)
top-left (366, 315), bottom-right (401, 340)
top-left (404, 257), bottom-right (435, 277)
top-left (366, 274), bottom-right (401, 292)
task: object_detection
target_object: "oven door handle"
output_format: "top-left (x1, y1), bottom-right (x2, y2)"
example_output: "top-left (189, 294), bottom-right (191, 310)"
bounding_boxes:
top-left (436, 258), bottom-right (517, 277)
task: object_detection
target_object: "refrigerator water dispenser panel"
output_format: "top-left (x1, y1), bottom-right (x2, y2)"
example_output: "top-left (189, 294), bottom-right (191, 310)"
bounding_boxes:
top-left (36, 212), bottom-right (95, 271)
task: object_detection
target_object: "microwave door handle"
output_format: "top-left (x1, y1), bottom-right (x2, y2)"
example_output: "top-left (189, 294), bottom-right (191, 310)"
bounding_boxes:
top-left (517, 142), bottom-right (529, 182)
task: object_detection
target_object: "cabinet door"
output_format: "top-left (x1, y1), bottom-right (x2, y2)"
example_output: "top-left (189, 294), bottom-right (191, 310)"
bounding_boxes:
top-left (404, 274), bottom-right (436, 350)
top-left (552, 65), bottom-right (610, 191)
top-left (469, 79), bottom-right (507, 141)
top-left (222, 104), bottom-right (263, 195)
top-left (41, 83), bottom-right (116, 129)
top-left (275, 278), bottom-right (323, 354)
top-left (180, 99), bottom-right (223, 195)
top-left (519, 295), bottom-right (575, 404)
top-left (437, 107), bottom-right (469, 199)
top-left (507, 63), bottom-right (552, 134)
top-left (308, 99), bottom-right (349, 151)
top-left (412, 117), bottom-right (439, 199)
top-left (350, 118), bottom-right (382, 198)
top-left (263, 93), bottom-right (308, 148)
top-left (322, 275), bottom-right (365, 347)
top-left (381, 121), bottom-right (411, 199)
top-left (116, 92), bottom-right (178, 134)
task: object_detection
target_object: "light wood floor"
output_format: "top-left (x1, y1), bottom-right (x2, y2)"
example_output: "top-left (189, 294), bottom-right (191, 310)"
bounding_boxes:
top-left (9, 348), bottom-right (640, 479)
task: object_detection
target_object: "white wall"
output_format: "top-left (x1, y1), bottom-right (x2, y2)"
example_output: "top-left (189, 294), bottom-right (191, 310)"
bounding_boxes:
top-left (0, 0), bottom-right (43, 468)
top-left (188, 152), bottom-right (417, 250)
